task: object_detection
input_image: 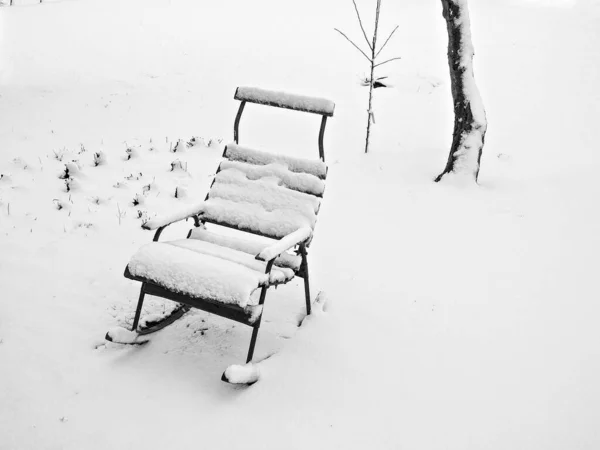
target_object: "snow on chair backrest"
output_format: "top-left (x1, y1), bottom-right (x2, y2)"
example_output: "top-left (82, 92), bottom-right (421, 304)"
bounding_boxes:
top-left (224, 144), bottom-right (327, 180)
top-left (198, 144), bottom-right (327, 240)
top-left (234, 87), bottom-right (335, 117)
top-left (233, 86), bottom-right (335, 162)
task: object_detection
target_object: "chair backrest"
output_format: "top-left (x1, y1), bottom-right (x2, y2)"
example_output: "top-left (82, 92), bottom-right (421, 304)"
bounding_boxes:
top-left (234, 87), bottom-right (335, 117)
top-left (233, 86), bottom-right (335, 162)
top-left (198, 144), bottom-right (328, 240)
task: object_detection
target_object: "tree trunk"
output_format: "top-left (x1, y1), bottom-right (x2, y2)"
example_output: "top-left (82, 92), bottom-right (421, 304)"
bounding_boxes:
top-left (435, 0), bottom-right (487, 183)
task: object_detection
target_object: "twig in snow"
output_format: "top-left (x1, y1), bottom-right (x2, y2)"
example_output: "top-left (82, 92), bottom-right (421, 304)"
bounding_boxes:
top-left (374, 56), bottom-right (402, 68)
top-left (375, 25), bottom-right (398, 58)
top-left (351, 0), bottom-right (373, 51)
top-left (333, 28), bottom-right (371, 63)
top-left (117, 203), bottom-right (123, 225)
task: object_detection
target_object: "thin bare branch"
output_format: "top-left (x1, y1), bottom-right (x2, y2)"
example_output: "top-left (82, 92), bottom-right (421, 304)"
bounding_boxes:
top-left (375, 25), bottom-right (399, 59)
top-left (334, 28), bottom-right (372, 63)
top-left (352, 0), bottom-right (373, 51)
top-left (374, 56), bottom-right (402, 68)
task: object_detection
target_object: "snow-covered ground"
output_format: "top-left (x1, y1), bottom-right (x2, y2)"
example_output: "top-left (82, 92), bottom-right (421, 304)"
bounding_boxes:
top-left (1, 0), bottom-right (599, 448)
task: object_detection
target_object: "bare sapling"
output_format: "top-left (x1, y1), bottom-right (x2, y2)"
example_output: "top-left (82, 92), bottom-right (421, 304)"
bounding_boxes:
top-left (335, 0), bottom-right (401, 153)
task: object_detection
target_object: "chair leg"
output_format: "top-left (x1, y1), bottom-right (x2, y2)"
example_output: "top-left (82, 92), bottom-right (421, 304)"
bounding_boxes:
top-left (131, 283), bottom-right (146, 332)
top-left (246, 325), bottom-right (260, 363)
top-left (300, 246), bottom-right (312, 316)
top-left (246, 283), bottom-right (271, 363)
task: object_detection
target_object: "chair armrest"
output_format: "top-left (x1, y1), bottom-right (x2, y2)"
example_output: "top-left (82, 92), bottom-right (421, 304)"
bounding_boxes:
top-left (256, 227), bottom-right (313, 262)
top-left (142, 201), bottom-right (206, 230)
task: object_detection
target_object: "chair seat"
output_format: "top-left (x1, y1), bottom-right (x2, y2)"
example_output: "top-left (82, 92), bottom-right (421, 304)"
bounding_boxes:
top-left (127, 239), bottom-right (295, 308)
top-left (188, 227), bottom-right (302, 271)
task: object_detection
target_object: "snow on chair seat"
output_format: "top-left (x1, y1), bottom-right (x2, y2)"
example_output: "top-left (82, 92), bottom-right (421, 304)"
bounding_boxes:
top-left (188, 227), bottom-right (302, 271)
top-left (126, 240), bottom-right (294, 308)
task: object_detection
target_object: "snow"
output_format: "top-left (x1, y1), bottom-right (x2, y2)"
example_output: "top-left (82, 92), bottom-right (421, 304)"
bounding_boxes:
top-left (455, 0), bottom-right (486, 125)
top-left (225, 143), bottom-right (328, 179)
top-left (222, 363), bottom-right (261, 385)
top-left (215, 167), bottom-right (321, 212)
top-left (189, 227), bottom-right (302, 271)
top-left (142, 200), bottom-right (206, 230)
top-left (202, 197), bottom-right (314, 239)
top-left (218, 160), bottom-right (326, 196)
top-left (257, 227), bottom-right (312, 262)
top-left (210, 174), bottom-right (317, 226)
top-left (105, 327), bottom-right (149, 345)
top-left (235, 86), bottom-right (335, 116)
top-left (2, 0), bottom-right (600, 449)
top-left (128, 241), bottom-right (268, 307)
top-left (167, 239), bottom-right (295, 284)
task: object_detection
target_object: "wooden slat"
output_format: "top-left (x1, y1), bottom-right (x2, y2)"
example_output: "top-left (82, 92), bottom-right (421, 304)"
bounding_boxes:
top-left (223, 143), bottom-right (328, 180)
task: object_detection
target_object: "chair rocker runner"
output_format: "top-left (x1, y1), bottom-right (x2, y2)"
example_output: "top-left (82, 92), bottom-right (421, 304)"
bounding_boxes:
top-left (107, 86), bottom-right (334, 367)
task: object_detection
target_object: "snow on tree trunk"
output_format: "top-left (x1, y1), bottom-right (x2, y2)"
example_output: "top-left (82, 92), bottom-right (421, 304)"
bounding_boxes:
top-left (435, 0), bottom-right (487, 183)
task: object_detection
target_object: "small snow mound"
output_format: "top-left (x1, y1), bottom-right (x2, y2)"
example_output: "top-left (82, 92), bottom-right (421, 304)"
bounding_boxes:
top-left (105, 327), bottom-right (148, 345)
top-left (222, 363), bottom-right (261, 385)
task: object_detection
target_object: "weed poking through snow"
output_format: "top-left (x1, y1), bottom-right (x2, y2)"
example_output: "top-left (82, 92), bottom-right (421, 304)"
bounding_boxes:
top-left (174, 186), bottom-right (187, 199)
top-left (132, 193), bottom-right (144, 207)
top-left (53, 199), bottom-right (64, 210)
top-left (93, 151), bottom-right (106, 167)
top-left (142, 180), bottom-right (154, 194)
top-left (125, 173), bottom-right (143, 181)
top-left (125, 146), bottom-right (139, 161)
top-left (137, 210), bottom-right (150, 222)
top-left (116, 203), bottom-right (125, 225)
top-left (170, 160), bottom-right (187, 172)
top-left (52, 149), bottom-right (65, 162)
top-left (172, 139), bottom-right (185, 153)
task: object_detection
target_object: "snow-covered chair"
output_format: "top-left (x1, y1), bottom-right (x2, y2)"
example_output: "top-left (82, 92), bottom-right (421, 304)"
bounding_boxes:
top-left (114, 87), bottom-right (334, 366)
